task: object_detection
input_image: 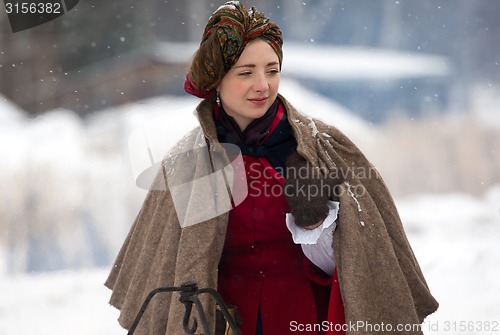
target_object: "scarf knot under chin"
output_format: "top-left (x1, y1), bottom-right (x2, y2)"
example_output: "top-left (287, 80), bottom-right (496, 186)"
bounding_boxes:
top-left (214, 99), bottom-right (297, 174)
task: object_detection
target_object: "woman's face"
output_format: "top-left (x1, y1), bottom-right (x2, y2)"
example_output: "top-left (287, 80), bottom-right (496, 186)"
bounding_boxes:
top-left (218, 39), bottom-right (281, 131)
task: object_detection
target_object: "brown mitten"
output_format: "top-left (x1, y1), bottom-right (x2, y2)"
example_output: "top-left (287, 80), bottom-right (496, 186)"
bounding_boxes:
top-left (284, 152), bottom-right (341, 228)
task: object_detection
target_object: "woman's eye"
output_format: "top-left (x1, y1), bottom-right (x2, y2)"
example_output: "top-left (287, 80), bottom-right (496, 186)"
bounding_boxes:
top-left (239, 71), bottom-right (252, 76)
top-left (268, 69), bottom-right (280, 75)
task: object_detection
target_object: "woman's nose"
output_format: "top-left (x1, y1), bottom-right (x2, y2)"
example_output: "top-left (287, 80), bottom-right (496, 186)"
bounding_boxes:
top-left (253, 73), bottom-right (268, 92)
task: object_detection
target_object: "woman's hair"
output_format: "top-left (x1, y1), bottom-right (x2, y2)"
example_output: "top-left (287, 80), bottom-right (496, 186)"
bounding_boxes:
top-left (185, 1), bottom-right (283, 99)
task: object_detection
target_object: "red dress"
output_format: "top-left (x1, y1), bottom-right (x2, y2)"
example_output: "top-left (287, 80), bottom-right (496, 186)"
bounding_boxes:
top-left (217, 107), bottom-right (345, 335)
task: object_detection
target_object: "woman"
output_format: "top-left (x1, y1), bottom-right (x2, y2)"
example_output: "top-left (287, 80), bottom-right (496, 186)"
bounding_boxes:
top-left (105, 2), bottom-right (438, 335)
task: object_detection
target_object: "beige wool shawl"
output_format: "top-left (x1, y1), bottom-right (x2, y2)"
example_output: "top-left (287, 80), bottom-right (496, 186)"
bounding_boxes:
top-left (105, 94), bottom-right (438, 335)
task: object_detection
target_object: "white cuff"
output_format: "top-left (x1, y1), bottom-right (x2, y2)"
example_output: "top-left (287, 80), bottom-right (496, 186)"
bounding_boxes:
top-left (286, 201), bottom-right (339, 276)
top-left (285, 201), bottom-right (339, 245)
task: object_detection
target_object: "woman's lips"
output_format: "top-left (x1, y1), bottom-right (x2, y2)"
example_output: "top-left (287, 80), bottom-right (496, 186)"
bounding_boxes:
top-left (248, 97), bottom-right (268, 105)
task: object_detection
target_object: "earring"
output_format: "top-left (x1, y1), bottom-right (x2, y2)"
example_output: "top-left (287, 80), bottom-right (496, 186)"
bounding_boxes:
top-left (216, 91), bottom-right (221, 107)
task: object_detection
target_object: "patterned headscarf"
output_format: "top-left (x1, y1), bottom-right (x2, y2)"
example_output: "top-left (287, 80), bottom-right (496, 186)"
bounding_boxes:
top-left (185, 1), bottom-right (283, 99)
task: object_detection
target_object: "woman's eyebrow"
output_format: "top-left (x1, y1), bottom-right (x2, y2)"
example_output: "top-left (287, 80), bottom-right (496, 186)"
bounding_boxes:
top-left (233, 61), bottom-right (279, 69)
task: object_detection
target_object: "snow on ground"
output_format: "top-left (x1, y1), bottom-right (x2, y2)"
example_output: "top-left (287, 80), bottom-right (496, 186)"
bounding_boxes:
top-left (398, 186), bottom-right (500, 334)
top-left (0, 187), bottom-right (499, 335)
top-left (0, 269), bottom-right (123, 335)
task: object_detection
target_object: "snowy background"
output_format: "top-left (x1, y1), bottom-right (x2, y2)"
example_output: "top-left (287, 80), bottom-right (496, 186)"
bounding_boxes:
top-left (1, 1), bottom-right (500, 334)
top-left (1, 79), bottom-right (499, 335)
